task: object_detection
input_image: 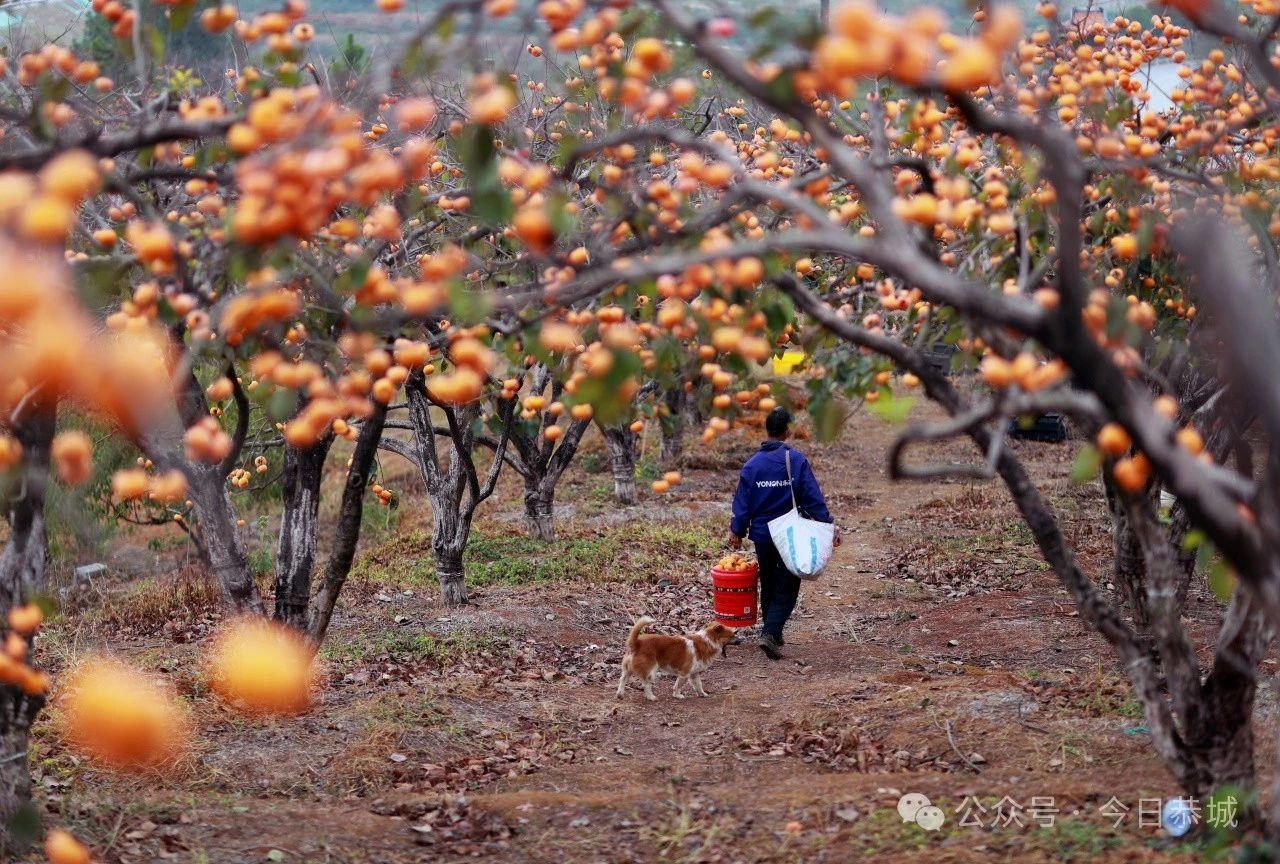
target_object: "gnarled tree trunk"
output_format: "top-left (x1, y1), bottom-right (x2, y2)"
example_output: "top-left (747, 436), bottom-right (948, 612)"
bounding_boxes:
top-left (1191, 593), bottom-right (1270, 825)
top-left (523, 476), bottom-right (556, 541)
top-left (276, 436), bottom-right (333, 630)
top-left (0, 410), bottom-right (52, 613)
top-left (395, 371), bottom-right (516, 606)
top-left (0, 391), bottom-right (53, 853)
top-left (504, 374), bottom-right (591, 542)
top-left (434, 541), bottom-right (467, 606)
top-left (308, 402), bottom-right (387, 642)
top-left (142, 363), bottom-right (262, 614)
top-left (0, 690), bottom-right (41, 855)
top-left (659, 387), bottom-right (686, 469)
top-left (601, 424), bottom-right (637, 506)
top-left (189, 464), bottom-right (263, 614)
top-left (1105, 477), bottom-right (1151, 633)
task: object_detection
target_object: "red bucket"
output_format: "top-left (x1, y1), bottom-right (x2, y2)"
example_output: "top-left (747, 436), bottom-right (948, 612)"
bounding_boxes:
top-left (712, 562), bottom-right (759, 628)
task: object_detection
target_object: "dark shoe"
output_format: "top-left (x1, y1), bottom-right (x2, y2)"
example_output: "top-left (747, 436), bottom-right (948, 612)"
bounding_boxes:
top-left (759, 633), bottom-right (783, 660)
top-left (776, 634), bottom-right (785, 647)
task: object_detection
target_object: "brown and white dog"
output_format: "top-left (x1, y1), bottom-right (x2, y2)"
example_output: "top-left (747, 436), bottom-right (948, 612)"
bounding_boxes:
top-left (615, 616), bottom-right (738, 701)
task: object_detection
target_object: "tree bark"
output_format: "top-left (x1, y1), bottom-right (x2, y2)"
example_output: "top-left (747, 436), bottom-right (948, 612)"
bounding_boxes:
top-left (275, 436), bottom-right (333, 630)
top-left (523, 476), bottom-right (556, 541)
top-left (500, 369), bottom-right (590, 542)
top-left (659, 388), bottom-right (685, 469)
top-left (0, 691), bottom-right (41, 855)
top-left (601, 425), bottom-right (637, 506)
top-left (1196, 593), bottom-right (1270, 824)
top-left (435, 544), bottom-right (467, 606)
top-left (189, 464), bottom-right (263, 614)
top-left (398, 372), bottom-right (515, 606)
top-left (1104, 477), bottom-right (1152, 633)
top-left (0, 397), bottom-right (52, 613)
top-left (428, 452), bottom-right (472, 605)
top-left (142, 365), bottom-right (263, 614)
top-left (0, 390), bottom-right (52, 851)
top-left (308, 402), bottom-right (387, 643)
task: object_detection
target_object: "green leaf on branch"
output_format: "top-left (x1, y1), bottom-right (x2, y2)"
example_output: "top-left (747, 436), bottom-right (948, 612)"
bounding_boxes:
top-left (1195, 537), bottom-right (1218, 574)
top-left (868, 392), bottom-right (915, 425)
top-left (459, 125), bottom-right (513, 226)
top-left (1207, 558), bottom-right (1236, 603)
top-left (6, 803), bottom-right (39, 847)
top-left (435, 12), bottom-right (455, 40)
top-left (72, 257), bottom-right (133, 313)
top-left (168, 1), bottom-right (196, 31)
top-left (40, 75), bottom-right (69, 106)
top-left (763, 71), bottom-right (796, 104)
top-left (267, 389), bottom-right (298, 422)
top-left (554, 133), bottom-right (581, 170)
top-left (810, 394), bottom-right (848, 442)
top-left (1180, 529), bottom-right (1207, 553)
top-left (145, 24), bottom-right (166, 64)
top-left (760, 290), bottom-right (796, 335)
top-left (448, 279), bottom-right (493, 325)
top-left (1070, 445), bottom-right (1102, 485)
top-left (568, 349), bottom-right (640, 425)
top-left (547, 190), bottom-right (576, 237)
top-left (332, 258), bottom-right (371, 297)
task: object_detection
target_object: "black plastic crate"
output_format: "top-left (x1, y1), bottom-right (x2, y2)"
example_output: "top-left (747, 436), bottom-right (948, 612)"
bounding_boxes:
top-left (1008, 413), bottom-right (1067, 443)
top-left (922, 343), bottom-right (957, 376)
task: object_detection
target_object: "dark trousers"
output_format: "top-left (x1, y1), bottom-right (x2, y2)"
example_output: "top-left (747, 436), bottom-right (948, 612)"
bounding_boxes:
top-left (756, 539), bottom-right (801, 640)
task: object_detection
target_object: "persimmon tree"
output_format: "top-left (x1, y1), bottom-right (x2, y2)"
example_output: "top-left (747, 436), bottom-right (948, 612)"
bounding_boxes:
top-left (496, 361), bottom-right (594, 541)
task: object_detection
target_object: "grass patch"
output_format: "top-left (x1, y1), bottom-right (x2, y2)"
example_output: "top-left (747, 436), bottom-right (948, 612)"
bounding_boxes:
top-left (848, 804), bottom-right (1178, 860)
top-left (465, 534), bottom-right (618, 585)
top-left (1035, 818), bottom-right (1128, 860)
top-left (638, 796), bottom-right (746, 863)
top-left (322, 627), bottom-right (516, 665)
top-left (1059, 675), bottom-right (1145, 719)
top-left (75, 568), bottom-right (223, 635)
top-left (847, 806), bottom-right (932, 855)
top-left (354, 520), bottom-right (722, 588)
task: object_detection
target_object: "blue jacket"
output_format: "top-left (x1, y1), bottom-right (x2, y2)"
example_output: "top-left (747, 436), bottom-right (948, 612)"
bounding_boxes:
top-left (731, 440), bottom-right (832, 545)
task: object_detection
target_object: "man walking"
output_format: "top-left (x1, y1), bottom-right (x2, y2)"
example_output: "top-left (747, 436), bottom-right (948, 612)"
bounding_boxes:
top-left (729, 407), bottom-right (838, 659)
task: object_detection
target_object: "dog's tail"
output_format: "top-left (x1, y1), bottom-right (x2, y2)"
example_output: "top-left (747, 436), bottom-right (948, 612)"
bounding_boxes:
top-left (627, 616), bottom-right (655, 652)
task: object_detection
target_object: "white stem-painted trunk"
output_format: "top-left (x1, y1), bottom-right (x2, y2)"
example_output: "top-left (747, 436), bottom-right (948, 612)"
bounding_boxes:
top-left (602, 426), bottom-right (638, 506)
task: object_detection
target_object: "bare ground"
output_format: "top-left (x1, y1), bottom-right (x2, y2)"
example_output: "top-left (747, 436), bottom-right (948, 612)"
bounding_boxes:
top-left (19, 402), bottom-right (1255, 863)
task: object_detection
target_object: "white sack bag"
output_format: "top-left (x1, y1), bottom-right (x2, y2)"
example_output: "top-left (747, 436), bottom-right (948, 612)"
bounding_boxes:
top-left (766, 449), bottom-right (834, 580)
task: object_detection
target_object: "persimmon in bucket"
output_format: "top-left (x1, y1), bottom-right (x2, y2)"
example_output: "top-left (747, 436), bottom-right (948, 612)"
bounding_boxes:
top-left (208, 618), bottom-right (316, 715)
top-left (59, 657), bottom-right (189, 770)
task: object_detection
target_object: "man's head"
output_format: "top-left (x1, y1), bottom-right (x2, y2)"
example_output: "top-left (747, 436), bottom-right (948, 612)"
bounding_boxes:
top-left (765, 406), bottom-right (792, 439)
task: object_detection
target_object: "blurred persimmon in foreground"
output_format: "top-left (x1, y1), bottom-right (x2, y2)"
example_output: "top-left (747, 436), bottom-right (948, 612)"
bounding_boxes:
top-left (45, 828), bottom-right (91, 864)
top-left (59, 657), bottom-right (189, 769)
top-left (208, 618), bottom-right (316, 715)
